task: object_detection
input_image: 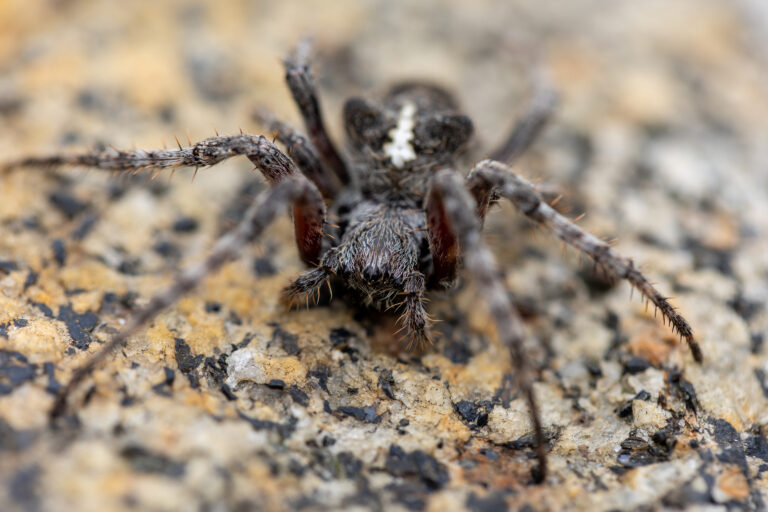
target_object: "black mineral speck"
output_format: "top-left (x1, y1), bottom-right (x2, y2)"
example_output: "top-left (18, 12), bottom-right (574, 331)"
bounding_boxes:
top-left (154, 239), bottom-right (181, 260)
top-left (442, 338), bottom-right (472, 365)
top-left (337, 405), bottom-right (381, 423)
top-left (237, 410), bottom-right (296, 438)
top-left (253, 256), bottom-right (276, 276)
top-left (32, 302), bottom-right (54, 318)
top-left (454, 400), bottom-right (491, 428)
top-left (0, 261), bottom-right (19, 274)
top-left (218, 383), bottom-right (236, 400)
top-left (309, 366), bottom-right (331, 393)
top-left (152, 367), bottom-right (176, 396)
top-left (288, 385), bottom-right (309, 407)
top-left (120, 446), bottom-right (186, 477)
top-left (174, 338), bottom-right (204, 388)
top-left (385, 444), bottom-right (450, 490)
top-left (9, 465), bottom-right (41, 511)
top-left (204, 301), bottom-right (222, 313)
top-left (266, 379), bottom-right (286, 389)
top-left (172, 216), bottom-right (199, 233)
top-left (622, 356), bottom-right (651, 375)
top-left (378, 368), bottom-right (396, 399)
top-left (746, 434), bottom-right (768, 463)
top-left (615, 390), bottom-right (652, 419)
top-left (711, 418), bottom-right (748, 475)
top-left (684, 236), bottom-right (733, 275)
top-left (617, 426), bottom-right (677, 468)
top-left (329, 327), bottom-right (354, 347)
top-left (272, 327), bottom-right (299, 355)
top-left (23, 271), bottom-right (38, 290)
top-left (43, 362), bottom-right (62, 395)
top-left (670, 370), bottom-right (699, 413)
top-left (0, 418), bottom-right (37, 452)
top-left (13, 318), bottom-right (28, 328)
top-left (386, 481), bottom-right (427, 511)
top-left (755, 369), bottom-right (768, 399)
top-left (336, 451), bottom-right (362, 479)
top-left (117, 258), bottom-right (141, 275)
top-left (52, 239), bottom-right (66, 266)
top-left (57, 305), bottom-right (99, 350)
top-left (49, 190), bottom-right (89, 219)
top-left (467, 491), bottom-right (508, 512)
top-left (174, 338), bottom-right (203, 373)
top-left (0, 350), bottom-right (37, 396)
top-left (72, 214), bottom-right (98, 240)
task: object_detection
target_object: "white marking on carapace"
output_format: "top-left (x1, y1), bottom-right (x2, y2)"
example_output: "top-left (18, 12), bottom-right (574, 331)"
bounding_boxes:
top-left (383, 102), bottom-right (417, 168)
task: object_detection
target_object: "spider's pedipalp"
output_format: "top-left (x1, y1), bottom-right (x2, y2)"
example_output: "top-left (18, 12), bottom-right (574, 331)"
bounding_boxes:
top-left (427, 168), bottom-right (548, 483)
top-left (50, 175), bottom-right (325, 422)
top-left (467, 159), bottom-right (702, 362)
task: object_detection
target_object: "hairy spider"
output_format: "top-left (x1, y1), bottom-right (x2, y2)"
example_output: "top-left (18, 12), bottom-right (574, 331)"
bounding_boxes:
top-left (4, 41), bottom-right (701, 483)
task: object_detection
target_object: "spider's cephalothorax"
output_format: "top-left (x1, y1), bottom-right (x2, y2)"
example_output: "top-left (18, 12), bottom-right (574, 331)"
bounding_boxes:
top-left (5, 42), bottom-right (701, 483)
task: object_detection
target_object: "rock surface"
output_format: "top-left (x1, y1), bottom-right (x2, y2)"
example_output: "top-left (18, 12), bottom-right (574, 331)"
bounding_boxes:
top-left (1, 0), bottom-right (767, 510)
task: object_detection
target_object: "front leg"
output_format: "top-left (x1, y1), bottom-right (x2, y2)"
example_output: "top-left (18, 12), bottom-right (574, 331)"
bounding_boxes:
top-left (426, 169), bottom-right (548, 483)
top-left (5, 134), bottom-right (326, 264)
top-left (466, 159), bottom-right (702, 362)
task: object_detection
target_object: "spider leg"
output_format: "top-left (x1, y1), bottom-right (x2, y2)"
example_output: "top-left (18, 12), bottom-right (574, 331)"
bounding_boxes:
top-left (50, 175), bottom-right (325, 422)
top-left (426, 169), bottom-right (547, 483)
top-left (282, 266), bottom-right (332, 308)
top-left (284, 40), bottom-right (350, 185)
top-left (425, 182), bottom-right (460, 289)
top-left (252, 106), bottom-right (339, 198)
top-left (489, 73), bottom-right (558, 164)
top-left (397, 271), bottom-right (431, 349)
top-left (7, 135), bottom-right (326, 264)
top-left (466, 159), bottom-right (702, 362)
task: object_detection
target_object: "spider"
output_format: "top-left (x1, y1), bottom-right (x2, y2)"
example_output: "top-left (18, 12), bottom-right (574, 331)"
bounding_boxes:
top-left (4, 41), bottom-right (701, 483)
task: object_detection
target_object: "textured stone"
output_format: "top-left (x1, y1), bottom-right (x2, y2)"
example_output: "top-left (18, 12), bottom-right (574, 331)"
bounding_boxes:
top-left (1, 0), bottom-right (767, 511)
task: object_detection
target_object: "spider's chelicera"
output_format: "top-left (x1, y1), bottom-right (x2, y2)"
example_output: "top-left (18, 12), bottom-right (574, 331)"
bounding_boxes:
top-left (5, 42), bottom-right (701, 483)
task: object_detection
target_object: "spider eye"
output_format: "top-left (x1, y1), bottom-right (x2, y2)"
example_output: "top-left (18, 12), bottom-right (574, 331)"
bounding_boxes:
top-left (343, 98), bottom-right (387, 149)
top-left (415, 114), bottom-right (473, 154)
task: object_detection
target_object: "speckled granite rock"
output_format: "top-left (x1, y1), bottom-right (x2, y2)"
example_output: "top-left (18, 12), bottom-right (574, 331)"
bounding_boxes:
top-left (1, 1), bottom-right (767, 511)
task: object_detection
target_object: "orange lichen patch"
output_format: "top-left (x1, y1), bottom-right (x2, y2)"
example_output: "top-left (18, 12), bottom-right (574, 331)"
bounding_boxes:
top-left (456, 441), bottom-right (536, 491)
top-left (715, 465), bottom-right (750, 501)
top-left (69, 290), bottom-right (104, 315)
top-left (627, 326), bottom-right (678, 365)
top-left (58, 262), bottom-right (127, 296)
top-left (201, 261), bottom-right (287, 319)
top-left (434, 351), bottom-right (505, 396)
top-left (142, 321), bottom-right (177, 362)
top-left (0, 294), bottom-right (25, 324)
top-left (20, 51), bottom-right (88, 93)
top-left (4, 318), bottom-right (69, 361)
top-left (611, 66), bottom-right (681, 125)
top-left (700, 212), bottom-right (740, 251)
top-left (548, 44), bottom-right (600, 95)
top-left (181, 390), bottom-right (226, 415)
top-left (183, 311), bottom-right (227, 354)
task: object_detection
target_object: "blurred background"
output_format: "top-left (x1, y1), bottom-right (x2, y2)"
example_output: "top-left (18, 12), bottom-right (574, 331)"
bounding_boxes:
top-left (1, 0), bottom-right (767, 510)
